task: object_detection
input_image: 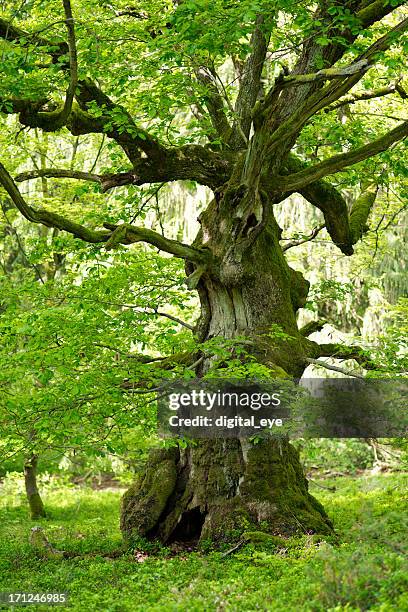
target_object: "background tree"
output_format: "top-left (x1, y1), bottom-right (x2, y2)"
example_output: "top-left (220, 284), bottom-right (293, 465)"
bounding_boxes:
top-left (0, 0), bottom-right (407, 543)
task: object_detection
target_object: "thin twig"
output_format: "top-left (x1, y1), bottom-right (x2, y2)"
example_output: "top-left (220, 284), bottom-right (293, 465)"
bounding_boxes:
top-left (221, 540), bottom-right (246, 557)
top-left (0, 205), bottom-right (45, 283)
top-left (309, 479), bottom-right (336, 492)
top-left (153, 309), bottom-right (195, 331)
top-left (306, 358), bottom-right (365, 379)
top-left (89, 134), bottom-right (106, 173)
top-left (282, 224), bottom-right (325, 251)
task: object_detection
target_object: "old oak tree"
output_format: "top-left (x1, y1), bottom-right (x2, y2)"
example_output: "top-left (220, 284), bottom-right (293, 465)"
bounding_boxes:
top-left (0, 0), bottom-right (407, 543)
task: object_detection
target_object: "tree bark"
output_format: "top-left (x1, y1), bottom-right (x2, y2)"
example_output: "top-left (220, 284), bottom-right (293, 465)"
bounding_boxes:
top-left (121, 439), bottom-right (332, 544)
top-left (120, 188), bottom-right (333, 545)
top-left (24, 455), bottom-right (46, 520)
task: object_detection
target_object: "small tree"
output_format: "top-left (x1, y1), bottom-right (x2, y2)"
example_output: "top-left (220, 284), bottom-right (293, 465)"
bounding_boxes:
top-left (0, 0), bottom-right (407, 542)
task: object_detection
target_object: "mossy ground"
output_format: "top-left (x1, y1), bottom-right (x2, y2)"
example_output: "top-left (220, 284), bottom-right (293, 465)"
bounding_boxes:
top-left (0, 472), bottom-right (407, 611)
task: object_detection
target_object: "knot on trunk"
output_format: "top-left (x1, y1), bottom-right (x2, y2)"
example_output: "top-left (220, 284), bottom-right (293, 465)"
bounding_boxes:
top-left (219, 256), bottom-right (245, 286)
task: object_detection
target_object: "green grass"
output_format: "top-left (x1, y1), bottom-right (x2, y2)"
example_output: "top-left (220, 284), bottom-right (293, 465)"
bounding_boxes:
top-left (0, 472), bottom-right (407, 611)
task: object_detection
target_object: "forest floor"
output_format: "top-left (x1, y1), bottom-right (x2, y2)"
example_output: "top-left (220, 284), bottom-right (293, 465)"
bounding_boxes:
top-left (0, 471), bottom-right (407, 611)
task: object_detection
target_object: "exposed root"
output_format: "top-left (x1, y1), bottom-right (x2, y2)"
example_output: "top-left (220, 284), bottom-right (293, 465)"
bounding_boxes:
top-left (120, 439), bottom-right (333, 546)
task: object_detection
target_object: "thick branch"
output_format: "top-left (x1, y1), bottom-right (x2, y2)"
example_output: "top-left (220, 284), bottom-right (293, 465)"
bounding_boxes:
top-left (0, 17), bottom-right (68, 61)
top-left (0, 161), bottom-right (110, 242)
top-left (195, 67), bottom-right (231, 141)
top-left (281, 122), bottom-right (408, 192)
top-left (269, 17), bottom-right (408, 156)
top-left (326, 83), bottom-right (405, 112)
top-left (0, 91), bottom-right (150, 166)
top-left (18, 148), bottom-right (232, 192)
top-left (0, 16), bottom-right (162, 161)
top-left (356, 0), bottom-right (406, 29)
top-left (14, 167), bottom-right (150, 193)
top-left (230, 15), bottom-right (270, 148)
top-left (349, 184), bottom-right (378, 243)
top-left (103, 222), bottom-right (209, 263)
top-left (278, 59), bottom-right (371, 89)
top-left (0, 162), bottom-right (210, 262)
top-left (299, 319), bottom-right (327, 337)
top-left (282, 157), bottom-right (380, 253)
top-left (75, 79), bottom-right (163, 160)
top-left (282, 154), bottom-right (353, 254)
top-left (60, 0), bottom-right (77, 123)
top-left (13, 150), bottom-right (232, 191)
top-left (15, 168), bottom-right (101, 185)
top-left (314, 342), bottom-right (379, 371)
top-left (0, 97), bottom-right (48, 114)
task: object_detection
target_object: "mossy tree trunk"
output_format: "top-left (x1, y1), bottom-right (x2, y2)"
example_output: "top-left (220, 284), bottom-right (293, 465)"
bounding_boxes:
top-left (121, 440), bottom-right (332, 544)
top-left (24, 455), bottom-right (46, 520)
top-left (0, 0), bottom-right (404, 545)
top-left (120, 187), bottom-right (333, 544)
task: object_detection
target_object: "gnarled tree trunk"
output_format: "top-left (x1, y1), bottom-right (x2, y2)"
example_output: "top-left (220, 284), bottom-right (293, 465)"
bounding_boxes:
top-left (2, 0), bottom-right (402, 548)
top-left (120, 188), bottom-right (332, 544)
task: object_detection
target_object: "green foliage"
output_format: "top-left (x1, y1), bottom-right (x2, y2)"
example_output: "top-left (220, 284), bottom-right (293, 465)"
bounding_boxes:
top-left (305, 280), bottom-right (355, 312)
top-left (298, 439), bottom-right (375, 474)
top-left (364, 298), bottom-right (408, 374)
top-left (199, 336), bottom-right (274, 378)
top-left (0, 240), bottom-right (197, 463)
top-left (0, 5), bottom-right (407, 598)
top-left (0, 472), bottom-right (407, 611)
